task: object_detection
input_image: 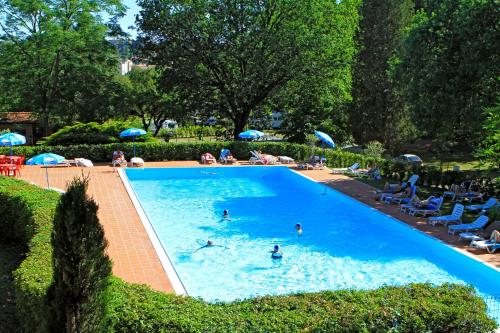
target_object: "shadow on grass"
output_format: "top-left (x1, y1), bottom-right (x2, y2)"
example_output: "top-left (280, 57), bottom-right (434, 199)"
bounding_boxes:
top-left (0, 242), bottom-right (24, 333)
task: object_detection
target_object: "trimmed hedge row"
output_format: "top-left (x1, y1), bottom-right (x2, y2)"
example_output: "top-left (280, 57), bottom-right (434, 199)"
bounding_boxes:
top-left (0, 177), bottom-right (60, 333)
top-left (0, 141), bottom-right (382, 168)
top-left (1, 177), bottom-right (497, 333)
top-left (104, 279), bottom-right (496, 333)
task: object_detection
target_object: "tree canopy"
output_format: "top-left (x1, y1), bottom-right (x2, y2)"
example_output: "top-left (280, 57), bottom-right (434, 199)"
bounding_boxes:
top-left (137, 0), bottom-right (360, 139)
top-left (395, 0), bottom-right (499, 145)
top-left (0, 0), bottom-right (125, 131)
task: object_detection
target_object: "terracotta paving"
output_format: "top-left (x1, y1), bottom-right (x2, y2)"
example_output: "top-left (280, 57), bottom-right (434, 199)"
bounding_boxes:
top-left (17, 161), bottom-right (498, 295)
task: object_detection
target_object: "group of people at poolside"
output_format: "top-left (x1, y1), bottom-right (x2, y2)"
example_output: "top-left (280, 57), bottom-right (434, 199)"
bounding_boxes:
top-left (195, 210), bottom-right (303, 260)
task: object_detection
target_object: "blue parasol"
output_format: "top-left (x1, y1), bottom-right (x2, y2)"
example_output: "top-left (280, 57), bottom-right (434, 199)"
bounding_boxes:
top-left (314, 130), bottom-right (335, 148)
top-left (26, 153), bottom-right (65, 188)
top-left (0, 132), bottom-right (26, 156)
top-left (120, 128), bottom-right (147, 157)
top-left (238, 130), bottom-right (265, 140)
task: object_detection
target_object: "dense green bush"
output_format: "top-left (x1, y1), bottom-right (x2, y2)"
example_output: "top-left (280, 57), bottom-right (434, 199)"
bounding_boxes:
top-left (104, 279), bottom-right (496, 333)
top-left (0, 177), bottom-right (59, 333)
top-left (0, 177), bottom-right (498, 333)
top-left (39, 120), bottom-right (157, 146)
top-left (0, 141), bottom-right (382, 168)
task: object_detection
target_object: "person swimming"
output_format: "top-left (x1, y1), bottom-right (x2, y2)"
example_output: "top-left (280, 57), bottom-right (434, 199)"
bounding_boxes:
top-left (194, 240), bottom-right (226, 252)
top-left (223, 209), bottom-right (229, 218)
top-left (270, 244), bottom-right (283, 259)
top-left (295, 223), bottom-right (303, 236)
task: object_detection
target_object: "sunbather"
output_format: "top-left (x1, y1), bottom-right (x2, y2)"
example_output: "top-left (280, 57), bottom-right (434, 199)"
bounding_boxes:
top-left (112, 150), bottom-right (127, 167)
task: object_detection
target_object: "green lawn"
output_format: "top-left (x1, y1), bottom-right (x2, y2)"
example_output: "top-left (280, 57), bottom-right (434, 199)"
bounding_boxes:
top-left (0, 242), bottom-right (24, 333)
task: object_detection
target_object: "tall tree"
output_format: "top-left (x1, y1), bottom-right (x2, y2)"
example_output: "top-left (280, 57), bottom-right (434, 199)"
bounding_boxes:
top-left (395, 0), bottom-right (498, 146)
top-left (137, 0), bottom-right (360, 139)
top-left (0, 0), bottom-right (125, 132)
top-left (119, 67), bottom-right (186, 135)
top-left (50, 177), bottom-right (112, 333)
top-left (350, 0), bottom-right (415, 149)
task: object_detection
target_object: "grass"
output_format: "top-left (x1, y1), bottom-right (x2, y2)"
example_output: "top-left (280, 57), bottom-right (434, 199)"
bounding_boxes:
top-left (0, 241), bottom-right (24, 333)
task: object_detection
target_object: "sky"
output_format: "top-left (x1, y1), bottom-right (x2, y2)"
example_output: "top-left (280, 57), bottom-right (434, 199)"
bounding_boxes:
top-left (119, 0), bottom-right (141, 37)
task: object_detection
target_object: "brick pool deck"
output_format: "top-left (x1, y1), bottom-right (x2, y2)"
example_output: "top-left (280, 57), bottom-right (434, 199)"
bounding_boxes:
top-left (18, 161), bottom-right (499, 293)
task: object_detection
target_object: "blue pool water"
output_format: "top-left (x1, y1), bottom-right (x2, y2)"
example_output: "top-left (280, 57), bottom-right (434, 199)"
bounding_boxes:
top-left (125, 167), bottom-right (499, 316)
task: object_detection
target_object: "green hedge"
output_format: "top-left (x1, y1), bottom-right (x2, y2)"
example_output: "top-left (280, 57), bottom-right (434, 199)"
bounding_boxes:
top-left (0, 177), bottom-right (60, 333)
top-left (38, 121), bottom-right (157, 146)
top-left (104, 279), bottom-right (496, 333)
top-left (0, 178), bottom-right (497, 333)
top-left (0, 141), bottom-right (381, 168)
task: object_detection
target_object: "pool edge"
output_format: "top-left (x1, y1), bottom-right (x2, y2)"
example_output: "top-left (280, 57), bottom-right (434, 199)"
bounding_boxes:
top-left (118, 168), bottom-right (188, 295)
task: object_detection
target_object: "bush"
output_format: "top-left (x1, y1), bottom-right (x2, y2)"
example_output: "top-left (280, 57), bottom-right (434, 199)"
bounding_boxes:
top-left (364, 141), bottom-right (385, 158)
top-left (0, 177), bottom-right (60, 333)
top-left (0, 177), bottom-right (497, 333)
top-left (103, 279), bottom-right (496, 333)
top-left (0, 141), bottom-right (382, 169)
top-left (39, 120), bottom-right (157, 146)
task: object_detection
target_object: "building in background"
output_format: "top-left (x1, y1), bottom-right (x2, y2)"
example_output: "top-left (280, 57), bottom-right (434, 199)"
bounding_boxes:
top-left (0, 112), bottom-right (46, 145)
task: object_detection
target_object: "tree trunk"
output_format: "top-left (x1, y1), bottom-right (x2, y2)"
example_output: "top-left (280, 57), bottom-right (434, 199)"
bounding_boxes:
top-left (232, 109), bottom-right (251, 140)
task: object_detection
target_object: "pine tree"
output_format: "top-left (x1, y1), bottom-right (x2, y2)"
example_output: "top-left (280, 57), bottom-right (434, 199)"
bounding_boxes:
top-left (50, 176), bottom-right (112, 333)
top-left (350, 0), bottom-right (415, 150)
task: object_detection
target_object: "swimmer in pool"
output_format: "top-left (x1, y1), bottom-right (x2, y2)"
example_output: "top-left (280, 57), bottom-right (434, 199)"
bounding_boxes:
top-left (270, 244), bottom-right (283, 259)
top-left (295, 223), bottom-right (303, 236)
top-left (194, 240), bottom-right (226, 252)
top-left (223, 209), bottom-right (229, 218)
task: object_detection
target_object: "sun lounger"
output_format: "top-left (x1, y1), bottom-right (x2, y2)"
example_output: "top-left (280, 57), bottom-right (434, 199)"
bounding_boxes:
top-left (278, 156), bottom-right (294, 164)
top-left (219, 149), bottom-right (237, 164)
top-left (408, 197), bottom-right (444, 217)
top-left (249, 151), bottom-right (279, 165)
top-left (447, 215), bottom-right (489, 235)
top-left (427, 203), bottom-right (464, 227)
top-left (470, 230), bottom-right (500, 253)
top-left (331, 163), bottom-right (360, 174)
top-left (384, 186), bottom-right (417, 205)
top-left (456, 192), bottom-right (485, 203)
top-left (465, 197), bottom-right (497, 212)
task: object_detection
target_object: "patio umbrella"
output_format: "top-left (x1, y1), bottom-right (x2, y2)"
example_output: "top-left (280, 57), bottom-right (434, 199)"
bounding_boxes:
top-left (238, 130), bottom-right (265, 140)
top-left (0, 132), bottom-right (26, 156)
top-left (26, 153), bottom-right (65, 188)
top-left (314, 130), bottom-right (335, 162)
top-left (120, 128), bottom-right (147, 157)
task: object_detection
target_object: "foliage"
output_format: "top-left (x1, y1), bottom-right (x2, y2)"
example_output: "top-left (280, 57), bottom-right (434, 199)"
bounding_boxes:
top-left (50, 177), bottom-right (112, 333)
top-left (0, 177), bottom-right (60, 333)
top-left (39, 120), bottom-right (157, 146)
top-left (104, 278), bottom-right (496, 333)
top-left (395, 0), bottom-right (499, 146)
top-left (0, 0), bottom-right (126, 129)
top-left (350, 0), bottom-right (415, 150)
top-left (0, 242), bottom-right (24, 333)
top-left (137, 0), bottom-right (360, 139)
top-left (119, 68), bottom-right (187, 136)
top-left (364, 141), bottom-right (386, 159)
top-left (0, 177), bottom-right (497, 333)
top-left (474, 105), bottom-right (500, 168)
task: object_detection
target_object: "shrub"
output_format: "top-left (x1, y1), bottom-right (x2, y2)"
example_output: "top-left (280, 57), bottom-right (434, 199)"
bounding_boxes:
top-left (103, 279), bottom-right (496, 333)
top-left (39, 120), bottom-right (157, 146)
top-left (50, 177), bottom-right (112, 333)
top-left (0, 177), bottom-right (60, 333)
top-left (364, 141), bottom-right (385, 158)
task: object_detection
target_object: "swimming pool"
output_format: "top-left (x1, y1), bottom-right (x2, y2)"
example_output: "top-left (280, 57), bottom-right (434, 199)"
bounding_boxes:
top-left (124, 167), bottom-right (499, 317)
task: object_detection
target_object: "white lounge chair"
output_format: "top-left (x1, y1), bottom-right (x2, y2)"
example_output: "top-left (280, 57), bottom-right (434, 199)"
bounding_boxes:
top-left (408, 197), bottom-right (444, 217)
top-left (470, 231), bottom-right (500, 253)
top-left (384, 187), bottom-right (417, 205)
top-left (465, 197), bottom-right (497, 213)
top-left (448, 215), bottom-right (489, 235)
top-left (249, 151), bottom-right (279, 165)
top-left (331, 163), bottom-right (360, 174)
top-left (428, 204), bottom-right (464, 227)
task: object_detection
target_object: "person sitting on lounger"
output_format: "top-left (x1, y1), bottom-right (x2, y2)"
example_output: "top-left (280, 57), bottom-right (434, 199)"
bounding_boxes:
top-left (392, 182), bottom-right (413, 199)
top-left (414, 194), bottom-right (442, 210)
top-left (112, 150), bottom-right (127, 167)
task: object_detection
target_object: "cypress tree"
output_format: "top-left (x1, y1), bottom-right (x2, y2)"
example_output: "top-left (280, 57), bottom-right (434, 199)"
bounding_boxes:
top-left (50, 176), bottom-right (112, 333)
top-left (350, 0), bottom-right (415, 150)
